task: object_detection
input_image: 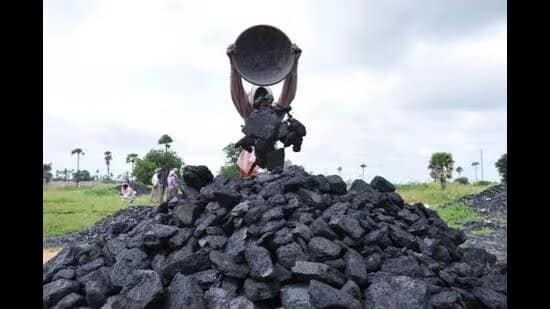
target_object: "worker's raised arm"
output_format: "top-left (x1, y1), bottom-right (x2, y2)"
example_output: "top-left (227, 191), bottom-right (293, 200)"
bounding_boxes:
top-left (227, 44), bottom-right (253, 119)
top-left (277, 44), bottom-right (301, 109)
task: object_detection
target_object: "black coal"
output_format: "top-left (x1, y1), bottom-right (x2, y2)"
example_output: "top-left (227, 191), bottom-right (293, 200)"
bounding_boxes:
top-left (43, 166), bottom-right (506, 308)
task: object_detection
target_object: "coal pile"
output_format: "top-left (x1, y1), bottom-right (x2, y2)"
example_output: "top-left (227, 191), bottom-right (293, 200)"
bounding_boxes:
top-left (458, 185), bottom-right (507, 216)
top-left (43, 166), bottom-right (506, 308)
top-left (44, 206), bottom-right (155, 249)
top-left (458, 185), bottom-right (507, 262)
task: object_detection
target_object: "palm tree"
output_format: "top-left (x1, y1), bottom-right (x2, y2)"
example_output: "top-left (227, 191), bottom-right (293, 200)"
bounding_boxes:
top-left (471, 162), bottom-right (480, 182)
top-left (360, 163), bottom-right (367, 180)
top-left (71, 148), bottom-right (84, 186)
top-left (456, 166), bottom-right (463, 176)
top-left (62, 168), bottom-right (70, 182)
top-left (43, 163), bottom-right (52, 183)
top-left (104, 151), bottom-right (113, 180)
top-left (95, 169), bottom-right (100, 180)
top-left (337, 166), bottom-right (342, 176)
top-left (428, 152), bottom-right (454, 190)
top-left (126, 153), bottom-right (138, 172)
top-left (158, 134), bottom-right (173, 153)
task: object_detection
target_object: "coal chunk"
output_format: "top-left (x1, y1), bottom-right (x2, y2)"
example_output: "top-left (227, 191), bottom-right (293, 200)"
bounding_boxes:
top-left (308, 236), bottom-right (342, 261)
top-left (325, 175), bottom-right (347, 195)
top-left (143, 224), bottom-right (179, 248)
top-left (292, 222), bottom-right (313, 241)
top-left (198, 235), bottom-right (228, 250)
top-left (276, 242), bottom-right (308, 269)
top-left (381, 255), bottom-right (423, 277)
top-left (166, 273), bottom-right (205, 309)
top-left (109, 248), bottom-right (150, 288)
top-left (51, 293), bottom-right (85, 309)
top-left (187, 269), bottom-right (221, 291)
top-left (229, 296), bottom-right (256, 309)
top-left (430, 290), bottom-right (463, 308)
top-left (365, 253), bottom-right (383, 272)
top-left (364, 272), bottom-right (430, 309)
top-left (370, 176), bottom-right (396, 192)
top-left (182, 165), bottom-right (214, 190)
top-left (292, 261), bottom-right (346, 288)
top-left (112, 270), bottom-right (163, 309)
top-left (329, 214), bottom-right (365, 239)
top-left (324, 259), bottom-right (346, 271)
top-left (349, 179), bottom-right (375, 193)
top-left (210, 250), bottom-right (250, 278)
top-left (53, 267), bottom-right (76, 281)
top-left (43, 246), bottom-right (82, 282)
top-left (344, 249), bottom-right (368, 287)
top-left (43, 279), bottom-right (80, 308)
top-left (245, 245), bottom-right (275, 280)
top-left (76, 258), bottom-right (104, 278)
top-left (173, 203), bottom-right (202, 226)
top-left (284, 175), bottom-right (308, 192)
top-left (243, 278), bottom-right (280, 301)
top-left (308, 280), bottom-right (361, 309)
top-left (310, 218), bottom-right (337, 240)
top-left (461, 247), bottom-right (497, 276)
top-left (280, 284), bottom-right (312, 309)
top-left (273, 263), bottom-right (293, 283)
top-left (225, 227), bottom-right (248, 263)
top-left (261, 206), bottom-right (285, 222)
top-left (84, 267), bottom-right (113, 308)
top-left (213, 187), bottom-right (242, 208)
top-left (341, 280), bottom-right (362, 300)
top-left (160, 249), bottom-right (211, 282)
top-left (168, 227), bottom-right (193, 249)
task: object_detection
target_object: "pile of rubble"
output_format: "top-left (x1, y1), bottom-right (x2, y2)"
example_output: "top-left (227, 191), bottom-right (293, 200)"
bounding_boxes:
top-left (44, 206), bottom-right (155, 249)
top-left (459, 185), bottom-right (507, 262)
top-left (43, 165), bottom-right (506, 308)
top-left (458, 185), bottom-right (507, 216)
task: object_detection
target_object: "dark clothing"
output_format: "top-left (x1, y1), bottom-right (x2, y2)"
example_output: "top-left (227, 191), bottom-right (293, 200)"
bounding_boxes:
top-left (158, 169), bottom-right (168, 186)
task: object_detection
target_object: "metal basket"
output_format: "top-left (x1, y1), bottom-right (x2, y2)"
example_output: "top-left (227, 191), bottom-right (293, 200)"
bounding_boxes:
top-left (232, 25), bottom-right (295, 86)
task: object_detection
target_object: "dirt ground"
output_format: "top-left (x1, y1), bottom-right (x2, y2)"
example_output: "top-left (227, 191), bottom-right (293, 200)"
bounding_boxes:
top-left (43, 249), bottom-right (60, 264)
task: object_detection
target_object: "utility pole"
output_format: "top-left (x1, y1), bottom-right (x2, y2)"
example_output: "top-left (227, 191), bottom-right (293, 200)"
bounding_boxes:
top-left (480, 149), bottom-right (484, 181)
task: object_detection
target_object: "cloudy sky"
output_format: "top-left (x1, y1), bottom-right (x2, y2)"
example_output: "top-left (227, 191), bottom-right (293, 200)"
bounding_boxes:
top-left (43, 0), bottom-right (506, 183)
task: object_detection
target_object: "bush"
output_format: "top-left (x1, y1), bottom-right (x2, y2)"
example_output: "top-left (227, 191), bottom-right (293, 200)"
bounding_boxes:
top-left (219, 164), bottom-right (240, 179)
top-left (73, 170), bottom-right (94, 181)
top-left (474, 181), bottom-right (492, 186)
top-left (454, 177), bottom-right (469, 185)
top-left (133, 149), bottom-right (184, 185)
top-left (495, 153), bottom-right (506, 183)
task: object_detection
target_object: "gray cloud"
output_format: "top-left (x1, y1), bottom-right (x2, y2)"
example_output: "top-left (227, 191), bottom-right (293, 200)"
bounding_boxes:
top-left (309, 0), bottom-right (506, 69)
top-left (44, 1), bottom-right (507, 183)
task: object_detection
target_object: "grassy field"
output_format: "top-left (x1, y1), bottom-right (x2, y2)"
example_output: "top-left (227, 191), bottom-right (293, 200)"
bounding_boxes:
top-left (396, 182), bottom-right (495, 229)
top-left (396, 182), bottom-right (494, 208)
top-left (43, 182), bottom-right (153, 238)
top-left (43, 181), bottom-right (497, 238)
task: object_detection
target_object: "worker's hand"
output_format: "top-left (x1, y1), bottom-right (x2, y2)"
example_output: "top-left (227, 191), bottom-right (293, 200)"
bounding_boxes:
top-left (290, 44), bottom-right (302, 59)
top-left (226, 44), bottom-right (236, 58)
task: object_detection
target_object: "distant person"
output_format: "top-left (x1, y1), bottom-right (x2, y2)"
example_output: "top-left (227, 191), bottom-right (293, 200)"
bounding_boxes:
top-left (120, 183), bottom-right (137, 205)
top-left (157, 167), bottom-right (169, 202)
top-left (150, 168), bottom-right (162, 203)
top-left (166, 168), bottom-right (179, 201)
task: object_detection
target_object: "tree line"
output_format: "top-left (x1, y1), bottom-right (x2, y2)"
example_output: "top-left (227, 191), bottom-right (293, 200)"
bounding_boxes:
top-left (43, 134), bottom-right (184, 186)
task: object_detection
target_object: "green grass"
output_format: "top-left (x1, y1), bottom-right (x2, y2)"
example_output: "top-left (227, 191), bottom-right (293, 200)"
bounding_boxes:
top-left (43, 184), bottom-right (152, 238)
top-left (471, 227), bottom-right (493, 236)
top-left (396, 182), bottom-right (494, 209)
top-left (396, 182), bottom-right (494, 230)
top-left (436, 203), bottom-right (484, 229)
